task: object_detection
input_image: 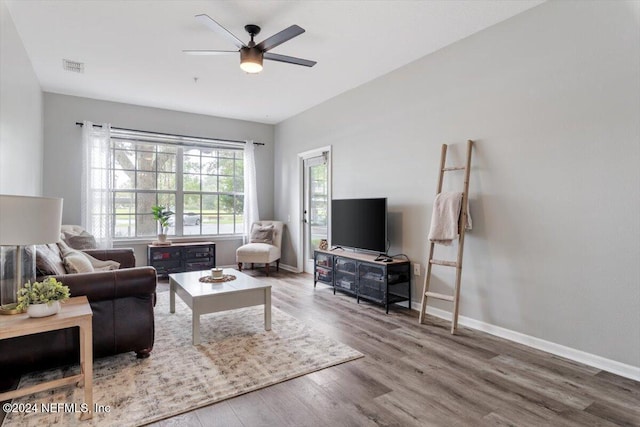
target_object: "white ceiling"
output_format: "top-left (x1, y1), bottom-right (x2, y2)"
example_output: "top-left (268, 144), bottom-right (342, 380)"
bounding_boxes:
top-left (5, 0), bottom-right (544, 124)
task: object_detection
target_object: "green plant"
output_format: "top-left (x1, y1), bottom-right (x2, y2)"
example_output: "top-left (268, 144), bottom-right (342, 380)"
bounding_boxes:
top-left (151, 205), bottom-right (174, 233)
top-left (16, 278), bottom-right (70, 310)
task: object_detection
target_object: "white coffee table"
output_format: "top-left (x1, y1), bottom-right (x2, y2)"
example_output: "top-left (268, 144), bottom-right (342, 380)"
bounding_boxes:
top-left (169, 268), bottom-right (271, 345)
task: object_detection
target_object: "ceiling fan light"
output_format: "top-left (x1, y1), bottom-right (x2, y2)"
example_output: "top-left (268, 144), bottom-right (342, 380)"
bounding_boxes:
top-left (240, 47), bottom-right (263, 73)
top-left (241, 61), bottom-right (262, 73)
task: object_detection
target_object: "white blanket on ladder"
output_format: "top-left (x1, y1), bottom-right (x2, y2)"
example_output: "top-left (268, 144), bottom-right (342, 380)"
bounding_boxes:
top-left (428, 192), bottom-right (472, 246)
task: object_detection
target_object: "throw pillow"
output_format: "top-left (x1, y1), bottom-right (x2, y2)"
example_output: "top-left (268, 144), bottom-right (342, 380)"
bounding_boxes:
top-left (63, 252), bottom-right (94, 274)
top-left (250, 224), bottom-right (274, 244)
top-left (65, 232), bottom-right (97, 250)
top-left (35, 244), bottom-right (67, 276)
top-left (59, 243), bottom-right (120, 274)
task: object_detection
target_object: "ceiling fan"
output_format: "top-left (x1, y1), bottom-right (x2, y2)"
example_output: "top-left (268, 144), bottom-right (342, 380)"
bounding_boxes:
top-left (184, 14), bottom-right (317, 74)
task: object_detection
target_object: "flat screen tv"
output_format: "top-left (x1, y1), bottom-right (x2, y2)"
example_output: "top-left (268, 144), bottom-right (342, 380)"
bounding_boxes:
top-left (331, 198), bottom-right (387, 253)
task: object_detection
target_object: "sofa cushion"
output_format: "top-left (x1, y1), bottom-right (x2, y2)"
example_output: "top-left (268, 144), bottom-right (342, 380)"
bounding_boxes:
top-left (236, 243), bottom-right (281, 263)
top-left (250, 224), bottom-right (274, 244)
top-left (35, 244), bottom-right (67, 276)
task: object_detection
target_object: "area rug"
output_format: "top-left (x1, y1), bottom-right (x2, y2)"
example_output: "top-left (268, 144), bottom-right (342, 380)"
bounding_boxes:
top-left (2, 292), bottom-right (363, 427)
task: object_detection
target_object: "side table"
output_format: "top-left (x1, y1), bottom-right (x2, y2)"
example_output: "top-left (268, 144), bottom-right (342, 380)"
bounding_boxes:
top-left (0, 296), bottom-right (94, 420)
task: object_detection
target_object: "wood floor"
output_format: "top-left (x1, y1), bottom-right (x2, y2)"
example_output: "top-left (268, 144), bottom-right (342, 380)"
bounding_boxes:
top-left (148, 270), bottom-right (640, 427)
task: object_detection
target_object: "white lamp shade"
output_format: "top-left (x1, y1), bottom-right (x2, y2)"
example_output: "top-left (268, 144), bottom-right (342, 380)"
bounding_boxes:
top-left (0, 195), bottom-right (63, 245)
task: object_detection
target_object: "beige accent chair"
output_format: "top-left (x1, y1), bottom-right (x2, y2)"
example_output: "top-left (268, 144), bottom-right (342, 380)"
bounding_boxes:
top-left (236, 221), bottom-right (283, 276)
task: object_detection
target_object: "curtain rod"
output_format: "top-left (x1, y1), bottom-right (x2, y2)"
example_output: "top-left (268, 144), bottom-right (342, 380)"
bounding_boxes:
top-left (75, 122), bottom-right (264, 146)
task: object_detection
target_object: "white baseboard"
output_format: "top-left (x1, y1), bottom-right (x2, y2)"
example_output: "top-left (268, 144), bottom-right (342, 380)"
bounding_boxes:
top-left (279, 263), bottom-right (301, 273)
top-left (411, 302), bottom-right (640, 381)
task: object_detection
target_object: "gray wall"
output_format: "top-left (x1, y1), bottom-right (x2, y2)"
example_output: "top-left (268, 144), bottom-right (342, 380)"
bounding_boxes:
top-left (275, 1), bottom-right (639, 367)
top-left (0, 1), bottom-right (43, 195)
top-left (43, 93), bottom-right (275, 266)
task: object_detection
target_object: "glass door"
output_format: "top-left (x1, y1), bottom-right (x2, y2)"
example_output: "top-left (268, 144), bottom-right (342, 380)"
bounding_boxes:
top-left (303, 153), bottom-right (329, 273)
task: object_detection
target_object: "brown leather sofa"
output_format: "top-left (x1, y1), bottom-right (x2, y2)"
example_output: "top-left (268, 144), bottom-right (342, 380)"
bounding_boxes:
top-left (0, 246), bottom-right (157, 379)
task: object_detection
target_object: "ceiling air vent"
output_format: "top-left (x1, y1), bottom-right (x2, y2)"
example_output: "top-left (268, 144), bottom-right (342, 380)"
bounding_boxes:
top-left (62, 59), bottom-right (84, 73)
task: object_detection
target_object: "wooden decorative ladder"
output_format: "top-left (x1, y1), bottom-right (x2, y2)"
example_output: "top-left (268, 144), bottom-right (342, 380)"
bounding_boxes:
top-left (418, 140), bottom-right (473, 334)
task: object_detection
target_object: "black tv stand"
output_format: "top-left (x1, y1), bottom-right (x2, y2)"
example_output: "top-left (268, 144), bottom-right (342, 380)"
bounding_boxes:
top-left (313, 249), bottom-right (411, 314)
top-left (375, 254), bottom-right (393, 262)
top-left (330, 246), bottom-right (344, 251)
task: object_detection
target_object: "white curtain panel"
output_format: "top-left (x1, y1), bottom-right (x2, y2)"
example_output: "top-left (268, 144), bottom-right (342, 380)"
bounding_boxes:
top-left (243, 141), bottom-right (260, 242)
top-left (81, 121), bottom-right (113, 248)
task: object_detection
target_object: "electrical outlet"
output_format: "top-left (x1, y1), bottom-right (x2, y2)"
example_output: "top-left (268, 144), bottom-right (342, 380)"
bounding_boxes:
top-left (414, 263), bottom-right (421, 276)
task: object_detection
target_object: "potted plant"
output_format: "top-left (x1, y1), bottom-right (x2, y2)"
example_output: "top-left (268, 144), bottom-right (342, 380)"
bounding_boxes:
top-left (151, 205), bottom-right (174, 243)
top-left (16, 277), bottom-right (70, 318)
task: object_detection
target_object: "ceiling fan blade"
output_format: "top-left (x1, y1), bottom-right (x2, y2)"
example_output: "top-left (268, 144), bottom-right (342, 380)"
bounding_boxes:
top-left (256, 25), bottom-right (305, 52)
top-left (183, 50), bottom-right (237, 55)
top-left (264, 52), bottom-right (317, 67)
top-left (195, 14), bottom-right (245, 49)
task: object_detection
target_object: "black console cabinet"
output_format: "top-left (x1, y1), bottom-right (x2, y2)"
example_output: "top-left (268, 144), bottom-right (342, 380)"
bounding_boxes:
top-left (314, 249), bottom-right (411, 313)
top-left (148, 242), bottom-right (216, 277)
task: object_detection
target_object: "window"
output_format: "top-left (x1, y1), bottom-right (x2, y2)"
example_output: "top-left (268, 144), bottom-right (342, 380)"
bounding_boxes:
top-left (181, 147), bottom-right (244, 236)
top-left (109, 131), bottom-right (244, 239)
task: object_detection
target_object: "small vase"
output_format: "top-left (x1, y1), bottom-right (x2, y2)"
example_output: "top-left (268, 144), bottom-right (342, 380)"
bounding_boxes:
top-left (27, 301), bottom-right (61, 318)
top-left (158, 234), bottom-right (167, 243)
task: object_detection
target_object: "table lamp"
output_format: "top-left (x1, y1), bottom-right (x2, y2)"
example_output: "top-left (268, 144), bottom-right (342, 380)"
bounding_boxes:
top-left (0, 195), bottom-right (63, 314)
